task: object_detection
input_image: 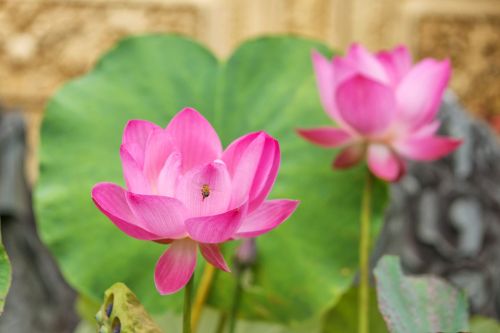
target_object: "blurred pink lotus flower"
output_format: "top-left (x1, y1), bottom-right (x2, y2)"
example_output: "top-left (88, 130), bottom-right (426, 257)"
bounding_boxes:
top-left (92, 108), bottom-right (298, 294)
top-left (297, 44), bottom-right (462, 181)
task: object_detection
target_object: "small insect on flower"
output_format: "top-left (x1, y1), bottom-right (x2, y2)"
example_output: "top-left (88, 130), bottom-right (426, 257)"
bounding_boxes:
top-left (201, 184), bottom-right (210, 200)
top-left (92, 108), bottom-right (299, 295)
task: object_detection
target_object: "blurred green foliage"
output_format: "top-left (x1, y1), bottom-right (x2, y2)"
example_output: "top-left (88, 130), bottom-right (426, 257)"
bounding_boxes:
top-left (0, 233), bottom-right (10, 315)
top-left (469, 316), bottom-right (500, 333)
top-left (82, 282), bottom-right (320, 333)
top-left (322, 287), bottom-right (387, 333)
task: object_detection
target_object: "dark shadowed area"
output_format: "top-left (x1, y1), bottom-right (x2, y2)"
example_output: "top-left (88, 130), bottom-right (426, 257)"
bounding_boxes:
top-left (0, 109), bottom-right (78, 333)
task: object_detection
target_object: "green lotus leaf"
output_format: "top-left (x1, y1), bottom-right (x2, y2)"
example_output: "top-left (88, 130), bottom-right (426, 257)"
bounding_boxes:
top-left (36, 34), bottom-right (387, 324)
top-left (469, 316), bottom-right (500, 333)
top-left (0, 233), bottom-right (10, 315)
top-left (374, 256), bottom-right (469, 333)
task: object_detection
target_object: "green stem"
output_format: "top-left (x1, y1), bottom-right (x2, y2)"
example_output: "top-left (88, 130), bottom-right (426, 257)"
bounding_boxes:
top-left (183, 273), bottom-right (195, 333)
top-left (228, 270), bottom-right (243, 333)
top-left (215, 312), bottom-right (228, 333)
top-left (192, 264), bottom-right (216, 332)
top-left (358, 170), bottom-right (373, 333)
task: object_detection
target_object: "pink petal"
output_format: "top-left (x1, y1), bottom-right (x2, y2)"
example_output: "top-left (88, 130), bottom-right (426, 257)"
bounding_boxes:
top-left (247, 136), bottom-right (280, 212)
top-left (345, 44), bottom-right (390, 84)
top-left (332, 57), bottom-right (357, 87)
top-left (199, 243), bottom-right (230, 272)
top-left (120, 145), bottom-right (150, 194)
top-left (126, 192), bottom-right (188, 239)
top-left (312, 50), bottom-right (335, 116)
top-left (235, 200), bottom-right (298, 238)
top-left (166, 108), bottom-right (222, 172)
top-left (157, 152), bottom-right (182, 196)
top-left (123, 120), bottom-right (161, 146)
top-left (143, 128), bottom-right (175, 187)
top-left (411, 120), bottom-right (441, 138)
top-left (393, 136), bottom-right (462, 161)
top-left (333, 144), bottom-right (365, 169)
top-left (312, 51), bottom-right (361, 127)
top-left (154, 239), bottom-right (197, 295)
top-left (329, 57), bottom-right (358, 125)
top-left (367, 144), bottom-right (405, 182)
top-left (185, 203), bottom-right (247, 244)
top-left (222, 132), bottom-right (279, 211)
top-left (396, 59), bottom-right (451, 127)
top-left (376, 45), bottom-right (412, 85)
top-left (176, 160), bottom-right (232, 217)
top-left (122, 120), bottom-right (161, 166)
top-left (296, 127), bottom-right (353, 147)
top-left (222, 132), bottom-right (266, 207)
top-left (91, 183), bottom-right (160, 240)
top-left (336, 75), bottom-right (396, 136)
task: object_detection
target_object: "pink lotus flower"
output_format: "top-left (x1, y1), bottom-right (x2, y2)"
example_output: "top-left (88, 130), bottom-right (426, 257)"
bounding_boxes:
top-left (297, 44), bottom-right (462, 181)
top-left (92, 108), bottom-right (298, 294)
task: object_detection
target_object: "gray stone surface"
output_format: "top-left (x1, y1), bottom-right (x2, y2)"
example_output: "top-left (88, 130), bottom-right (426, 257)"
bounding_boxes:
top-left (0, 110), bottom-right (78, 333)
top-left (374, 92), bottom-right (500, 319)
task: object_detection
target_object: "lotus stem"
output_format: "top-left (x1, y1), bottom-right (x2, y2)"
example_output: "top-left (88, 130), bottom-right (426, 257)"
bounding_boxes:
top-left (358, 170), bottom-right (373, 333)
top-left (228, 238), bottom-right (257, 333)
top-left (228, 269), bottom-right (243, 333)
top-left (215, 312), bottom-right (228, 333)
top-left (183, 273), bottom-right (195, 333)
top-left (191, 264), bottom-right (216, 332)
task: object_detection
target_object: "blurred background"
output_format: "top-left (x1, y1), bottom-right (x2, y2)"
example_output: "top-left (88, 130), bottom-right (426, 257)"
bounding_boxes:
top-left (0, 0), bottom-right (499, 332)
top-left (0, 0), bottom-right (498, 184)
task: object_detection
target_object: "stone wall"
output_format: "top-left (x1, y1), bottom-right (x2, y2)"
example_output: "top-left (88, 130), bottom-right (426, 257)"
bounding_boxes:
top-left (0, 0), bottom-right (499, 181)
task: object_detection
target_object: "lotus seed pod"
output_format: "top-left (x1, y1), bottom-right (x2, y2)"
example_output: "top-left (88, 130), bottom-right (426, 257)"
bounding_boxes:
top-left (96, 282), bottom-right (163, 333)
top-left (95, 308), bottom-right (103, 324)
top-left (98, 325), bottom-right (109, 333)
